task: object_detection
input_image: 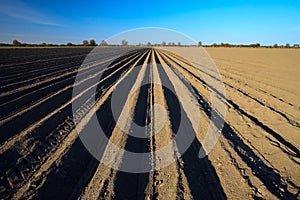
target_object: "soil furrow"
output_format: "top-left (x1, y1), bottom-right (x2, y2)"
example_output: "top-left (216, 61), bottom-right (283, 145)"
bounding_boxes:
top-left (158, 49), bottom-right (299, 198)
top-left (0, 49), bottom-right (141, 91)
top-left (160, 49), bottom-right (300, 129)
top-left (156, 49), bottom-right (226, 199)
top-left (79, 49), bottom-right (151, 200)
top-left (0, 50), bottom-right (145, 155)
top-left (1, 47), bottom-right (298, 199)
top-left (5, 48), bottom-right (148, 199)
top-left (0, 50), bottom-right (141, 124)
top-left (158, 49), bottom-right (300, 159)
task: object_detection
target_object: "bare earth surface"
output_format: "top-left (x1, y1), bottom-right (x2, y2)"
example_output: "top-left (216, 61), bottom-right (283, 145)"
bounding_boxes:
top-left (0, 47), bottom-right (299, 199)
top-left (204, 47), bottom-right (300, 199)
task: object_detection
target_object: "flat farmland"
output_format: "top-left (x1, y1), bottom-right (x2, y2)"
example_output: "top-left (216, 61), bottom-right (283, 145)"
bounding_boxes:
top-left (0, 47), bottom-right (299, 199)
top-left (204, 47), bottom-right (300, 199)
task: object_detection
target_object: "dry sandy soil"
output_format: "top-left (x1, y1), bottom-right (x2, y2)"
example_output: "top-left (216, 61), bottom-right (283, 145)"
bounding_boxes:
top-left (0, 47), bottom-right (299, 199)
top-left (204, 47), bottom-right (300, 199)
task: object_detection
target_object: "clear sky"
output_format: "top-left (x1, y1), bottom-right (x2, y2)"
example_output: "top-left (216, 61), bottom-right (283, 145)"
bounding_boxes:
top-left (0, 0), bottom-right (299, 45)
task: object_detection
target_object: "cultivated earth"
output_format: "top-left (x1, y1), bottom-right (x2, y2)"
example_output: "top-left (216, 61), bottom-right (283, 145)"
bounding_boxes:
top-left (0, 47), bottom-right (299, 199)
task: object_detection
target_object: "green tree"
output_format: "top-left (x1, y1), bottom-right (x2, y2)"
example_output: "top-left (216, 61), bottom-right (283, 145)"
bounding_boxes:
top-left (89, 39), bottom-right (97, 46)
top-left (67, 42), bottom-right (73, 46)
top-left (161, 41), bottom-right (166, 46)
top-left (83, 40), bottom-right (89, 46)
top-left (12, 39), bottom-right (21, 46)
top-left (273, 43), bottom-right (278, 48)
top-left (198, 41), bottom-right (202, 46)
top-left (285, 43), bottom-right (290, 48)
top-left (121, 40), bottom-right (128, 46)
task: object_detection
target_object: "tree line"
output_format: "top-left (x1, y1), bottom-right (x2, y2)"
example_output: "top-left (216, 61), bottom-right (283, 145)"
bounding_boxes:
top-left (0, 39), bottom-right (100, 47)
top-left (1, 39), bottom-right (299, 48)
top-left (205, 42), bottom-right (299, 48)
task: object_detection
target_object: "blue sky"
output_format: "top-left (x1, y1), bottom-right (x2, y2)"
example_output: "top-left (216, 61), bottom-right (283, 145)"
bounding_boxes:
top-left (0, 0), bottom-right (299, 45)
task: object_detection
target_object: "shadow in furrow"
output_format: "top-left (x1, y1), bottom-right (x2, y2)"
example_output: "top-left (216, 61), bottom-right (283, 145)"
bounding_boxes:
top-left (162, 50), bottom-right (298, 198)
top-left (155, 51), bottom-right (226, 200)
top-left (29, 93), bottom-right (116, 200)
top-left (162, 51), bottom-right (300, 159)
top-left (18, 49), bottom-right (147, 200)
top-left (191, 85), bottom-right (297, 199)
top-left (112, 52), bottom-right (151, 200)
top-left (173, 52), bottom-right (300, 129)
top-left (0, 49), bottom-right (147, 175)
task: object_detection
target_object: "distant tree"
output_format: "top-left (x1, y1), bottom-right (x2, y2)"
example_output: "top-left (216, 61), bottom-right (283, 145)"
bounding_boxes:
top-left (168, 42), bottom-right (176, 46)
top-left (212, 43), bottom-right (217, 47)
top-left (121, 40), bottom-right (128, 46)
top-left (285, 43), bottom-right (290, 48)
top-left (89, 39), bottom-right (97, 46)
top-left (161, 41), bottom-right (166, 46)
top-left (177, 42), bottom-right (181, 46)
top-left (82, 40), bottom-right (89, 46)
top-left (273, 43), bottom-right (278, 48)
top-left (146, 42), bottom-right (151, 46)
top-left (198, 41), bottom-right (202, 46)
top-left (12, 39), bottom-right (21, 46)
top-left (0, 43), bottom-right (9, 46)
top-left (100, 40), bottom-right (108, 46)
top-left (67, 42), bottom-right (73, 46)
top-left (40, 42), bottom-right (47, 46)
top-left (249, 43), bottom-right (260, 48)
